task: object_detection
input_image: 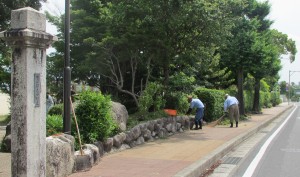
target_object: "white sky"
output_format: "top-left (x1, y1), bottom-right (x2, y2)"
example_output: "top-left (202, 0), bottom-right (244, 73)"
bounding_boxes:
top-left (42, 0), bottom-right (300, 85)
top-left (262, 0), bottom-right (300, 85)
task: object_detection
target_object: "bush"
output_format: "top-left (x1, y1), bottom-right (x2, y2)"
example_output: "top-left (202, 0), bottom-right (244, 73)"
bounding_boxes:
top-left (48, 104), bottom-right (63, 116)
top-left (75, 91), bottom-right (117, 143)
top-left (46, 114), bottom-right (63, 136)
top-left (260, 91), bottom-right (272, 108)
top-left (138, 82), bottom-right (165, 112)
top-left (194, 88), bottom-right (225, 122)
top-left (244, 90), bottom-right (253, 112)
top-left (270, 91), bottom-right (281, 106)
top-left (164, 91), bottom-right (189, 114)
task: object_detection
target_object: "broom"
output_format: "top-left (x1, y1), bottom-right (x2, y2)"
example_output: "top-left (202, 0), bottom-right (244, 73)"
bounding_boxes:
top-left (207, 114), bottom-right (226, 127)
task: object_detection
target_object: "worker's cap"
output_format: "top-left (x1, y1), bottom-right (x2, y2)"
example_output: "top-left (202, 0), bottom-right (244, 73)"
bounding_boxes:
top-left (224, 94), bottom-right (229, 98)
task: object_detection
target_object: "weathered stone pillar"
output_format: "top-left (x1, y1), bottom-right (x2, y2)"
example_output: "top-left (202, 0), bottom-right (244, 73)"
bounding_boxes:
top-left (0, 7), bottom-right (56, 177)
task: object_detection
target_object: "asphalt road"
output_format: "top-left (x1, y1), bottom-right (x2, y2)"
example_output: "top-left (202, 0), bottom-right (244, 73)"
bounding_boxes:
top-left (236, 103), bottom-right (300, 177)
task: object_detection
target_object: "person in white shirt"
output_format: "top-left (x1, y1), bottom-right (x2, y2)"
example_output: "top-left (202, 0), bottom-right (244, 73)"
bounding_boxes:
top-left (224, 94), bottom-right (239, 127)
top-left (186, 96), bottom-right (205, 130)
top-left (46, 92), bottom-right (54, 113)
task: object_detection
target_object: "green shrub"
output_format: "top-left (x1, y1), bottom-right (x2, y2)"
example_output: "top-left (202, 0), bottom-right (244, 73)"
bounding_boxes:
top-left (270, 91), bottom-right (281, 106)
top-left (244, 90), bottom-right (253, 112)
top-left (164, 91), bottom-right (189, 114)
top-left (260, 91), bottom-right (272, 108)
top-left (75, 91), bottom-right (117, 143)
top-left (138, 82), bottom-right (165, 112)
top-left (48, 104), bottom-right (63, 116)
top-left (46, 114), bottom-right (63, 136)
top-left (194, 88), bottom-right (225, 122)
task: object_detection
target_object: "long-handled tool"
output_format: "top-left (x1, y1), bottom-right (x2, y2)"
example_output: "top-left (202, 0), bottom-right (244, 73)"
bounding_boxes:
top-left (70, 97), bottom-right (84, 155)
top-left (207, 114), bottom-right (226, 127)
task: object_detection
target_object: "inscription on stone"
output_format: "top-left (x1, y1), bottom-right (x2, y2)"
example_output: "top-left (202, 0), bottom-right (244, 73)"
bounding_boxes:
top-left (34, 73), bottom-right (41, 107)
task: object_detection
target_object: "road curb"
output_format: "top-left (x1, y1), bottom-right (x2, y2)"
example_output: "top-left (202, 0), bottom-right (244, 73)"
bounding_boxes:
top-left (174, 104), bottom-right (294, 177)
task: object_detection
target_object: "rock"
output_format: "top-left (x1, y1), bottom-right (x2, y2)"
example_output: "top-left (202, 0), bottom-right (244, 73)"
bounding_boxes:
top-left (124, 131), bottom-right (134, 144)
top-left (83, 144), bottom-right (100, 165)
top-left (143, 129), bottom-right (153, 142)
top-left (131, 125), bottom-right (141, 140)
top-left (113, 133), bottom-right (126, 148)
top-left (103, 138), bottom-right (113, 152)
top-left (93, 141), bottom-right (104, 157)
top-left (158, 128), bottom-right (167, 138)
top-left (111, 102), bottom-right (128, 131)
top-left (74, 153), bottom-right (92, 172)
top-left (136, 137), bottom-right (145, 145)
top-left (46, 134), bottom-right (75, 177)
top-left (147, 121), bottom-right (155, 132)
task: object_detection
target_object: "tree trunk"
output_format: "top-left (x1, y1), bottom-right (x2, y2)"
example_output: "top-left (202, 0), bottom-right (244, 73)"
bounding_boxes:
top-left (237, 68), bottom-right (245, 115)
top-left (252, 78), bottom-right (261, 113)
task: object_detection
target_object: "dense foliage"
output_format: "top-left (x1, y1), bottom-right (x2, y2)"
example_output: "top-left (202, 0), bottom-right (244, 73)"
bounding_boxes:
top-left (44, 0), bottom-right (296, 114)
top-left (46, 114), bottom-right (63, 136)
top-left (48, 104), bottom-right (63, 116)
top-left (0, 0), bottom-right (296, 143)
top-left (194, 88), bottom-right (225, 122)
top-left (75, 91), bottom-right (118, 143)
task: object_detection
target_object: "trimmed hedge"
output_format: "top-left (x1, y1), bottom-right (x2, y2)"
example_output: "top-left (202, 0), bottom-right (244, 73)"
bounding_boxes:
top-left (194, 88), bottom-right (225, 122)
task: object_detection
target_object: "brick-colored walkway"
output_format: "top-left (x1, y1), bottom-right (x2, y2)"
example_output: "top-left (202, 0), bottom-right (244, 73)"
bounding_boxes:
top-left (68, 103), bottom-right (292, 177)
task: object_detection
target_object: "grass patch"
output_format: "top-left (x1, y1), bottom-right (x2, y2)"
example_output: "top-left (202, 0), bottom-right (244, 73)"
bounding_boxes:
top-left (0, 115), bottom-right (10, 126)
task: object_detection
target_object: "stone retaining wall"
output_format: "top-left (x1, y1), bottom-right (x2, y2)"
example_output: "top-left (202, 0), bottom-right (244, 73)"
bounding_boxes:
top-left (2, 115), bottom-right (191, 176)
top-left (57, 115), bottom-right (190, 176)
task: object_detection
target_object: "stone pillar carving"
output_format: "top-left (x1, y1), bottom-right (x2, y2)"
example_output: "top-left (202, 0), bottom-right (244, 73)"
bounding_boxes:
top-left (0, 7), bottom-right (56, 177)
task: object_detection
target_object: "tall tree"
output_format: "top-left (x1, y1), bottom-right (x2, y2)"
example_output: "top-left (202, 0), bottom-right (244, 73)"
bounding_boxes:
top-left (47, 0), bottom-right (237, 109)
top-left (247, 1), bottom-right (296, 112)
top-left (250, 29), bottom-right (296, 112)
top-left (220, 13), bottom-right (259, 115)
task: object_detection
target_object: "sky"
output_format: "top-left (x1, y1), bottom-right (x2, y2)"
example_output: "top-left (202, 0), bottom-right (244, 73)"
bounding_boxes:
top-left (42, 0), bottom-right (300, 85)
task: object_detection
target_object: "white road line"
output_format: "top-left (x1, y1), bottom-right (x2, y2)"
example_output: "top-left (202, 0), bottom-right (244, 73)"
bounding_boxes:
top-left (242, 106), bottom-right (298, 177)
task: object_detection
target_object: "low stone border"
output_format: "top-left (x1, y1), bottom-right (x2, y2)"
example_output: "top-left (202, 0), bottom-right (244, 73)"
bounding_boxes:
top-left (46, 115), bottom-right (191, 176)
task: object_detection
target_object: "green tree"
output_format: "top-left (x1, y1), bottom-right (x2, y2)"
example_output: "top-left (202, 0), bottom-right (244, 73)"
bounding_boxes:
top-left (47, 0), bottom-right (237, 110)
top-left (250, 30), bottom-right (296, 112)
top-left (220, 8), bottom-right (259, 115)
top-left (279, 81), bottom-right (287, 95)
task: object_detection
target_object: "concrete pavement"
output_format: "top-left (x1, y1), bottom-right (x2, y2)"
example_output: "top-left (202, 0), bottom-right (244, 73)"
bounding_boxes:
top-left (68, 102), bottom-right (293, 177)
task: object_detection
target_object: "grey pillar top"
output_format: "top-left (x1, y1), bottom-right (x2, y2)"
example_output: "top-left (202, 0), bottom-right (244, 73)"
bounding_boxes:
top-left (11, 7), bottom-right (46, 31)
top-left (0, 7), bottom-right (57, 48)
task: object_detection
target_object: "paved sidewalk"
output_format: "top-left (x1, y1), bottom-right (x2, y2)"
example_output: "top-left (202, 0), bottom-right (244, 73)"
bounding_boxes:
top-left (68, 102), bottom-right (293, 177)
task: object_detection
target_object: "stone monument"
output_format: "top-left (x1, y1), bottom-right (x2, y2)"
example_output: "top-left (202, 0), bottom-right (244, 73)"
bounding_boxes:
top-left (0, 7), bottom-right (56, 177)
